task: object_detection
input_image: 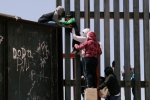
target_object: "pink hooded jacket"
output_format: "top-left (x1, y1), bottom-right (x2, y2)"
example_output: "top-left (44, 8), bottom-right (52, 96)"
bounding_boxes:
top-left (74, 31), bottom-right (102, 58)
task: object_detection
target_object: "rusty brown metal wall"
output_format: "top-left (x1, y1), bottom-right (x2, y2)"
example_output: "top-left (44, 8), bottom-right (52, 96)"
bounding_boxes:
top-left (0, 14), bottom-right (62, 100)
top-left (74, 0), bottom-right (81, 100)
top-left (143, 0), bottom-right (150, 100)
top-left (0, 19), bottom-right (5, 100)
top-left (123, 0), bottom-right (132, 100)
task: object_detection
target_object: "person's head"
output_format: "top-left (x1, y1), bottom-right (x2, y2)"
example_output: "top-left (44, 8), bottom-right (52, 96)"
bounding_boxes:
top-left (87, 31), bottom-right (96, 40)
top-left (65, 14), bottom-right (73, 21)
top-left (56, 6), bottom-right (64, 16)
top-left (112, 61), bottom-right (115, 68)
top-left (104, 66), bottom-right (114, 76)
top-left (130, 67), bottom-right (134, 73)
top-left (81, 28), bottom-right (91, 37)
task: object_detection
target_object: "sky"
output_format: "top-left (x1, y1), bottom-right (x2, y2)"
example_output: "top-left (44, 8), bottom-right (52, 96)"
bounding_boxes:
top-left (0, 0), bottom-right (147, 100)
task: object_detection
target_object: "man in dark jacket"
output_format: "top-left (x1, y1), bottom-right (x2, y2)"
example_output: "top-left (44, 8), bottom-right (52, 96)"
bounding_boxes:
top-left (97, 66), bottom-right (120, 100)
top-left (38, 6), bottom-right (69, 28)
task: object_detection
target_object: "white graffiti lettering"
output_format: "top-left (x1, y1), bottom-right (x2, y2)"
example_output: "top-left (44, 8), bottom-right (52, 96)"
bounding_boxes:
top-left (36, 41), bottom-right (50, 68)
top-left (0, 35), bottom-right (3, 44)
top-left (13, 47), bottom-right (33, 71)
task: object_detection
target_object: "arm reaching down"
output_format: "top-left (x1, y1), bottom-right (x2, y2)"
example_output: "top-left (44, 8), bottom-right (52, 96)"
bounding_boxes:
top-left (72, 28), bottom-right (86, 43)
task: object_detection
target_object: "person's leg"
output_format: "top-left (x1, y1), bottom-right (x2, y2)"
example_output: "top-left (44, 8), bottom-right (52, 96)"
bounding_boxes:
top-left (85, 57), bottom-right (93, 88)
top-left (82, 58), bottom-right (86, 77)
top-left (109, 96), bottom-right (119, 100)
top-left (132, 88), bottom-right (135, 100)
top-left (81, 87), bottom-right (85, 98)
top-left (80, 61), bottom-right (84, 76)
top-left (91, 58), bottom-right (98, 88)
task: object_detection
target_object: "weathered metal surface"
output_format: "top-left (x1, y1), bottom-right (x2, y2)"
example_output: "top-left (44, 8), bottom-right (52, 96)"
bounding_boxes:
top-left (0, 14), bottom-right (62, 100)
top-left (114, 0), bottom-right (120, 80)
top-left (0, 20), bottom-right (5, 100)
top-left (56, 1), bottom-right (63, 100)
top-left (64, 12), bottom-right (150, 19)
top-left (56, 0), bottom-right (61, 6)
top-left (63, 80), bottom-right (148, 87)
top-left (94, 0), bottom-right (100, 41)
top-left (133, 0), bottom-right (141, 100)
top-left (94, 0), bottom-right (101, 99)
top-left (74, 0), bottom-right (81, 100)
top-left (64, 0), bottom-right (71, 100)
top-left (123, 0), bottom-right (131, 100)
top-left (84, 0), bottom-right (90, 28)
top-left (61, 0), bottom-right (150, 100)
top-left (104, 0), bottom-right (110, 68)
top-left (143, 0), bottom-right (150, 100)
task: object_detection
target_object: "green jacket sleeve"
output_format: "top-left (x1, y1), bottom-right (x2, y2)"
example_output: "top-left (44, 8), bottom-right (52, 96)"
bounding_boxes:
top-left (59, 18), bottom-right (75, 25)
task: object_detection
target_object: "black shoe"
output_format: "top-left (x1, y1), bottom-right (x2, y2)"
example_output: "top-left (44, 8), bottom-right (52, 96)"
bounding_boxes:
top-left (71, 49), bottom-right (79, 54)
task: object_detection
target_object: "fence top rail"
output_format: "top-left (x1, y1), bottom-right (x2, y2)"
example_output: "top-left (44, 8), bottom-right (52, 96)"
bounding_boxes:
top-left (0, 13), bottom-right (58, 28)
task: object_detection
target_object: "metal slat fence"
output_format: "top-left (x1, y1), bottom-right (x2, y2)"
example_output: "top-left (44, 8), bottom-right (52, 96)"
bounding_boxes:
top-left (58, 0), bottom-right (150, 100)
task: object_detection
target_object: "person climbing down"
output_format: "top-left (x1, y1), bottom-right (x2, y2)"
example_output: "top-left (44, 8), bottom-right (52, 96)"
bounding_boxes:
top-left (38, 6), bottom-right (70, 28)
top-left (72, 28), bottom-right (103, 77)
top-left (59, 14), bottom-right (80, 53)
top-left (72, 28), bottom-right (91, 76)
top-left (72, 28), bottom-right (91, 98)
top-left (74, 31), bottom-right (102, 89)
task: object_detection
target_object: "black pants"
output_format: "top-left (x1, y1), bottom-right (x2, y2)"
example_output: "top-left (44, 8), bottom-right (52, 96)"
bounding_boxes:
top-left (84, 57), bottom-right (98, 88)
top-left (80, 60), bottom-right (85, 98)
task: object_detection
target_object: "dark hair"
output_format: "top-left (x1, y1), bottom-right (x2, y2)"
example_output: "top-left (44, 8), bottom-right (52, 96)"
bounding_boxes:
top-left (112, 61), bottom-right (115, 67)
top-left (105, 66), bottom-right (116, 77)
top-left (104, 66), bottom-right (113, 76)
top-left (130, 67), bottom-right (134, 70)
top-left (65, 14), bottom-right (73, 18)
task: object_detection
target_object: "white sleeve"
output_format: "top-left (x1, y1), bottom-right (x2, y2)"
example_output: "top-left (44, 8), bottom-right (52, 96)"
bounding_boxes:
top-left (72, 28), bottom-right (86, 43)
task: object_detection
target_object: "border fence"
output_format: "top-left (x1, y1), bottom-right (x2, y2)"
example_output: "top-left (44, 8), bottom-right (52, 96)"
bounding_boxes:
top-left (0, 13), bottom-right (63, 100)
top-left (58, 0), bottom-right (150, 100)
top-left (0, 0), bottom-right (150, 100)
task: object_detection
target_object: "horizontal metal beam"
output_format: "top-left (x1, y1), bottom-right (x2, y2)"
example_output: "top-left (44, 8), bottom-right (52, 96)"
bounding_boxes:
top-left (63, 80), bottom-right (149, 88)
top-left (64, 11), bottom-right (150, 19)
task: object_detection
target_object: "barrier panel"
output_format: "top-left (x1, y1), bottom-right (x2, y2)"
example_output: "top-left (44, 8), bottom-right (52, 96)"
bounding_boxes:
top-left (0, 14), bottom-right (63, 100)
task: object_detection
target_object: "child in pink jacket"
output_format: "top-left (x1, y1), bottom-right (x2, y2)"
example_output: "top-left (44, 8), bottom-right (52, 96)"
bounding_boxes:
top-left (74, 31), bottom-right (102, 88)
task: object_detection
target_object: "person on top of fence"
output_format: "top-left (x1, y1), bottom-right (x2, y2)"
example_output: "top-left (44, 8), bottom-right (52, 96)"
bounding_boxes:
top-left (59, 14), bottom-right (80, 53)
top-left (38, 6), bottom-right (70, 28)
top-left (97, 66), bottom-right (120, 100)
top-left (74, 31), bottom-right (102, 89)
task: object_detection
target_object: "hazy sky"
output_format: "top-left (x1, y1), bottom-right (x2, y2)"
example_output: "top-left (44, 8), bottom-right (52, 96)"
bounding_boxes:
top-left (0, 0), bottom-right (56, 21)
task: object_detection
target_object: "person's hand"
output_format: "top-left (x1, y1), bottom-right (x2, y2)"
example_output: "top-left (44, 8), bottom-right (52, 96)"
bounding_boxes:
top-left (68, 24), bottom-right (72, 28)
top-left (74, 44), bottom-right (78, 47)
top-left (72, 28), bottom-right (75, 33)
top-left (121, 70), bottom-right (124, 73)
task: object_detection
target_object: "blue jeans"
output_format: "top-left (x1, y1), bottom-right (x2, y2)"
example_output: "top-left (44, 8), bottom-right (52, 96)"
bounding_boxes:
top-left (108, 96), bottom-right (119, 100)
top-left (45, 21), bottom-right (57, 26)
top-left (81, 58), bottom-right (86, 77)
